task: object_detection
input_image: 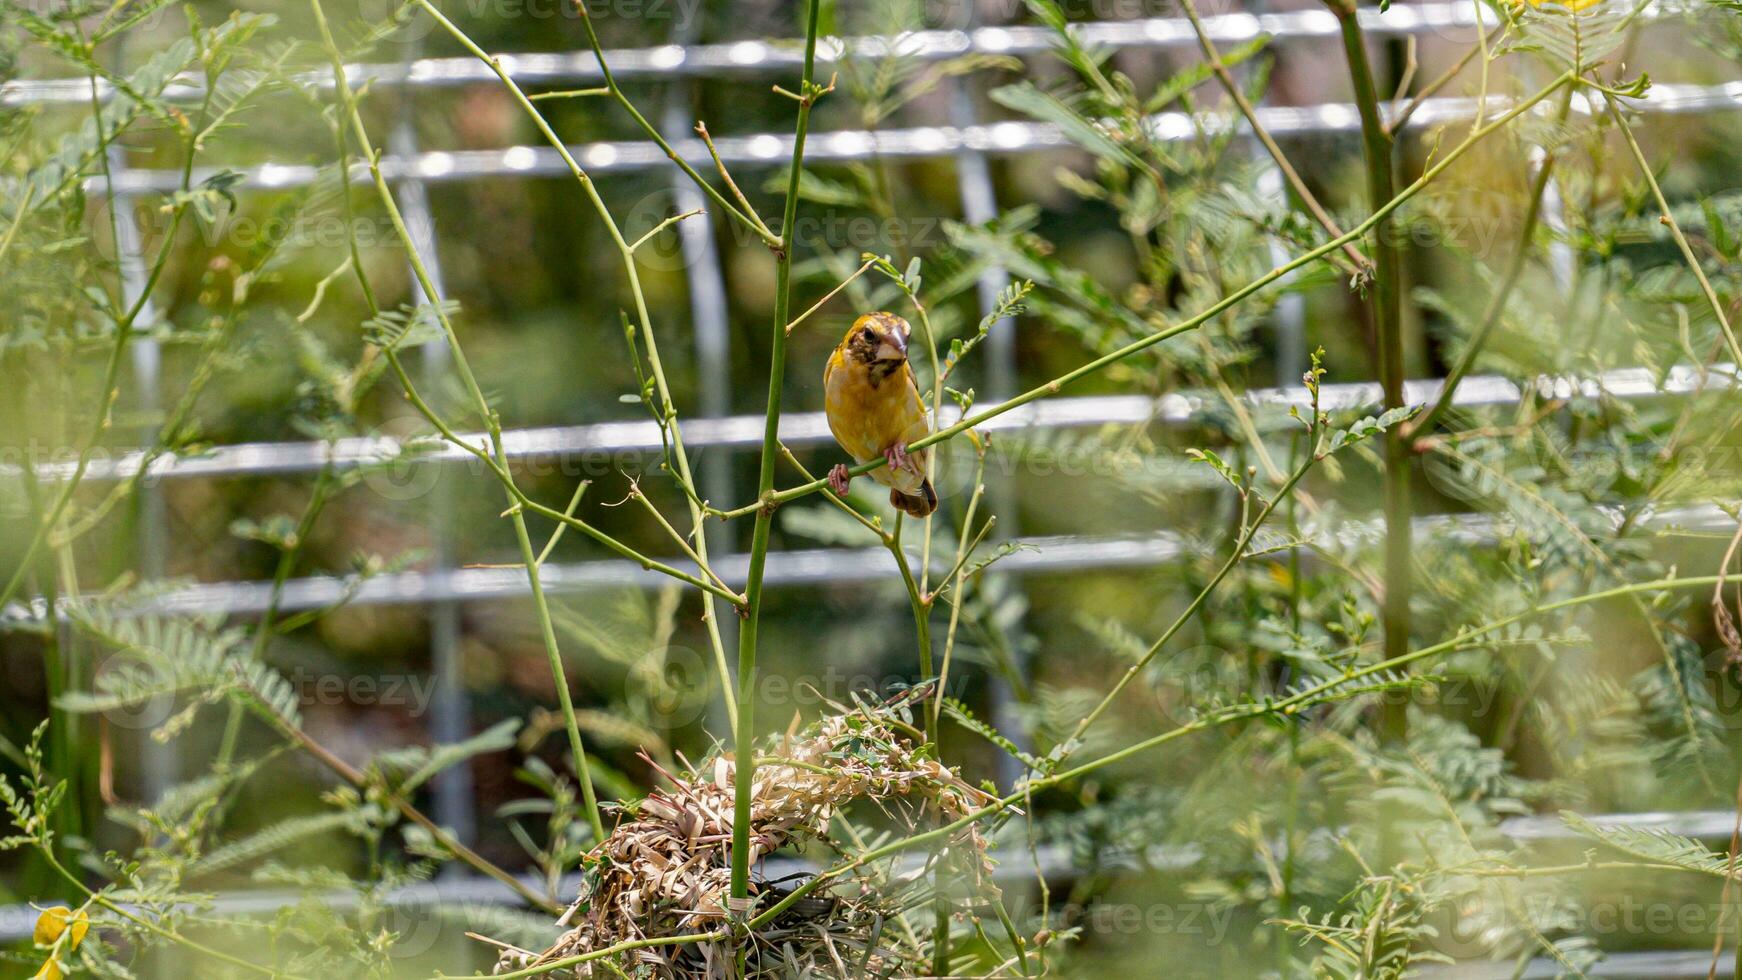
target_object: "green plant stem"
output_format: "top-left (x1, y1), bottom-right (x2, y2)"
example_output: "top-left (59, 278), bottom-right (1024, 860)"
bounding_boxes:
top-left (1385, 23), bottom-right (1503, 137)
top-left (992, 896), bottom-right (1032, 977)
top-left (40, 848), bottom-right (305, 979)
top-left (1597, 87), bottom-right (1742, 364)
top-left (565, 2), bottom-right (779, 248)
top-left (1178, 0), bottom-right (1369, 275)
top-left (932, 457), bottom-right (988, 734)
top-left (888, 516), bottom-right (934, 732)
top-left (1332, 0), bottom-right (1411, 743)
top-left (483, 931), bottom-right (730, 979)
top-left (712, 70), bottom-right (1577, 521)
top-left (249, 677), bottom-right (562, 913)
top-left (1409, 90), bottom-right (1572, 439)
top-left (407, 0), bottom-right (743, 729)
top-left (1063, 454), bottom-right (1312, 754)
top-left (730, 0), bottom-right (824, 905)
top-left (309, 0), bottom-right (604, 842)
top-left (744, 572), bottom-right (1730, 927)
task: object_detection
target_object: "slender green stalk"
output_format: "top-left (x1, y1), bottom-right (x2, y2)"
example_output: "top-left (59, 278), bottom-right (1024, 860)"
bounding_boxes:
top-left (249, 672), bottom-right (563, 912)
top-left (730, 0), bottom-right (825, 905)
top-left (1061, 452), bottom-right (1313, 755)
top-left (743, 572), bottom-right (1730, 927)
top-left (1386, 24), bottom-right (1503, 136)
top-left (932, 459), bottom-right (988, 734)
top-left (1178, 0), bottom-right (1369, 275)
top-left (1331, 0), bottom-right (1410, 742)
top-left (41, 849), bottom-right (305, 979)
top-left (712, 70), bottom-right (1577, 521)
top-left (1410, 91), bottom-right (1573, 438)
top-left (567, 3), bottom-right (778, 248)
top-left (1597, 88), bottom-right (1742, 364)
top-left (413, 0), bottom-right (743, 727)
top-left (889, 516), bottom-right (934, 733)
top-left (308, 0), bottom-right (605, 841)
top-left (483, 931), bottom-right (730, 979)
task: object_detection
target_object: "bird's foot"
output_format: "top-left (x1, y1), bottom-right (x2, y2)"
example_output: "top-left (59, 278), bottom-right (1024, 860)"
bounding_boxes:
top-left (884, 443), bottom-right (913, 474)
top-left (827, 464), bottom-right (852, 497)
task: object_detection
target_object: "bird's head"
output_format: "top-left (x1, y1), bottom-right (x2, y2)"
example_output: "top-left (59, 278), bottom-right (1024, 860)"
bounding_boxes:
top-left (843, 312), bottom-right (910, 377)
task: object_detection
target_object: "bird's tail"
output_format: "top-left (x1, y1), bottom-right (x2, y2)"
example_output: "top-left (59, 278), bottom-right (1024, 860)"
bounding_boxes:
top-left (890, 479), bottom-right (937, 518)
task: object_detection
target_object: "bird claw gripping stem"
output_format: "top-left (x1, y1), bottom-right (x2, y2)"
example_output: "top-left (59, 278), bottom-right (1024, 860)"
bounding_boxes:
top-left (827, 463), bottom-right (852, 498)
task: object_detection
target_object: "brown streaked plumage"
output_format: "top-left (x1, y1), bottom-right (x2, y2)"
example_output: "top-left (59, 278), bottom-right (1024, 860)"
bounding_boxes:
top-left (822, 312), bottom-right (937, 517)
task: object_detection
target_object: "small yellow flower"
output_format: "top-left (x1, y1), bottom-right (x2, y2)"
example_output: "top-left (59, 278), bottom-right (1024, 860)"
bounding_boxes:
top-left (1520, 0), bottom-right (1606, 11)
top-left (31, 959), bottom-right (63, 980)
top-left (33, 906), bottom-right (90, 950)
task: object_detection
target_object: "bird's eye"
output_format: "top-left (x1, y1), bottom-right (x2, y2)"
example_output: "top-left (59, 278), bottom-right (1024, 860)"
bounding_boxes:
top-left (858, 328), bottom-right (874, 343)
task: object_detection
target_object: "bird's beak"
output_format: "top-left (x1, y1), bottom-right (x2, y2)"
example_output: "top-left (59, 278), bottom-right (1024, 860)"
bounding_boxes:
top-left (874, 330), bottom-right (907, 363)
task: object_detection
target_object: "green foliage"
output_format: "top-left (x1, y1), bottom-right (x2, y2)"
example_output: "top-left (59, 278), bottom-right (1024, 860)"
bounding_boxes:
top-left (3, 0), bottom-right (1741, 976)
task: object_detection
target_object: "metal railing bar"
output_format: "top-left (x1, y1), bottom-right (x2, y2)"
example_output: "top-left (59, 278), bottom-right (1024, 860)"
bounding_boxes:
top-left (1429, 950), bottom-right (1715, 978)
top-left (81, 81), bottom-right (1742, 194)
top-left (12, 0), bottom-right (1685, 108)
top-left (4, 502), bottom-right (1727, 622)
top-left (13, 362), bottom-right (1730, 485)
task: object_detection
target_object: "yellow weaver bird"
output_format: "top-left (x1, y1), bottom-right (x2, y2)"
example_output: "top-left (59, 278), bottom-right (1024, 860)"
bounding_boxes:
top-left (823, 311), bottom-right (937, 517)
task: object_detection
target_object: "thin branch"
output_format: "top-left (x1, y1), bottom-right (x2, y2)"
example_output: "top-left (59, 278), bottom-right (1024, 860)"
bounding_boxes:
top-left (1178, 0), bottom-right (1370, 275)
top-left (696, 120), bottom-right (775, 242)
top-left (1386, 24), bottom-right (1504, 136)
top-left (629, 208), bottom-right (704, 252)
top-left (1410, 90), bottom-right (1572, 438)
top-left (713, 70), bottom-right (1577, 520)
top-left (559, 2), bottom-right (781, 249)
top-left (730, 0), bottom-right (826, 904)
top-left (1599, 88), bottom-right (1742, 364)
top-left (785, 256), bottom-right (878, 336)
top-left (311, 0), bottom-right (606, 841)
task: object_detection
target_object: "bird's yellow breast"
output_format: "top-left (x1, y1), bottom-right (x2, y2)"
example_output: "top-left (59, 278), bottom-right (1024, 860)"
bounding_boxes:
top-left (823, 346), bottom-right (931, 493)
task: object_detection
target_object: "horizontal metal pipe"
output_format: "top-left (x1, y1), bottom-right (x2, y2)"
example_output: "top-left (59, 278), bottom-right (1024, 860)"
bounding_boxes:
top-left (11, 363), bottom-right (1728, 485)
top-left (2, 502), bottom-right (1728, 623)
top-left (72, 81), bottom-right (1739, 193)
top-left (6, 0), bottom-right (1652, 108)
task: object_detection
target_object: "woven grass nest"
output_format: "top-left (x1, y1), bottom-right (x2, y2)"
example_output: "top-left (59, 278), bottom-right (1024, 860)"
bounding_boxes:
top-left (491, 691), bottom-right (1000, 978)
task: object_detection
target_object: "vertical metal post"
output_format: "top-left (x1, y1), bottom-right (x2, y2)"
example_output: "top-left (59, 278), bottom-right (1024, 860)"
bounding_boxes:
top-left (947, 17), bottom-right (1026, 790)
top-left (389, 81), bottom-right (476, 847)
top-left (661, 13), bottom-right (743, 725)
top-left (108, 75), bottom-right (175, 800)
